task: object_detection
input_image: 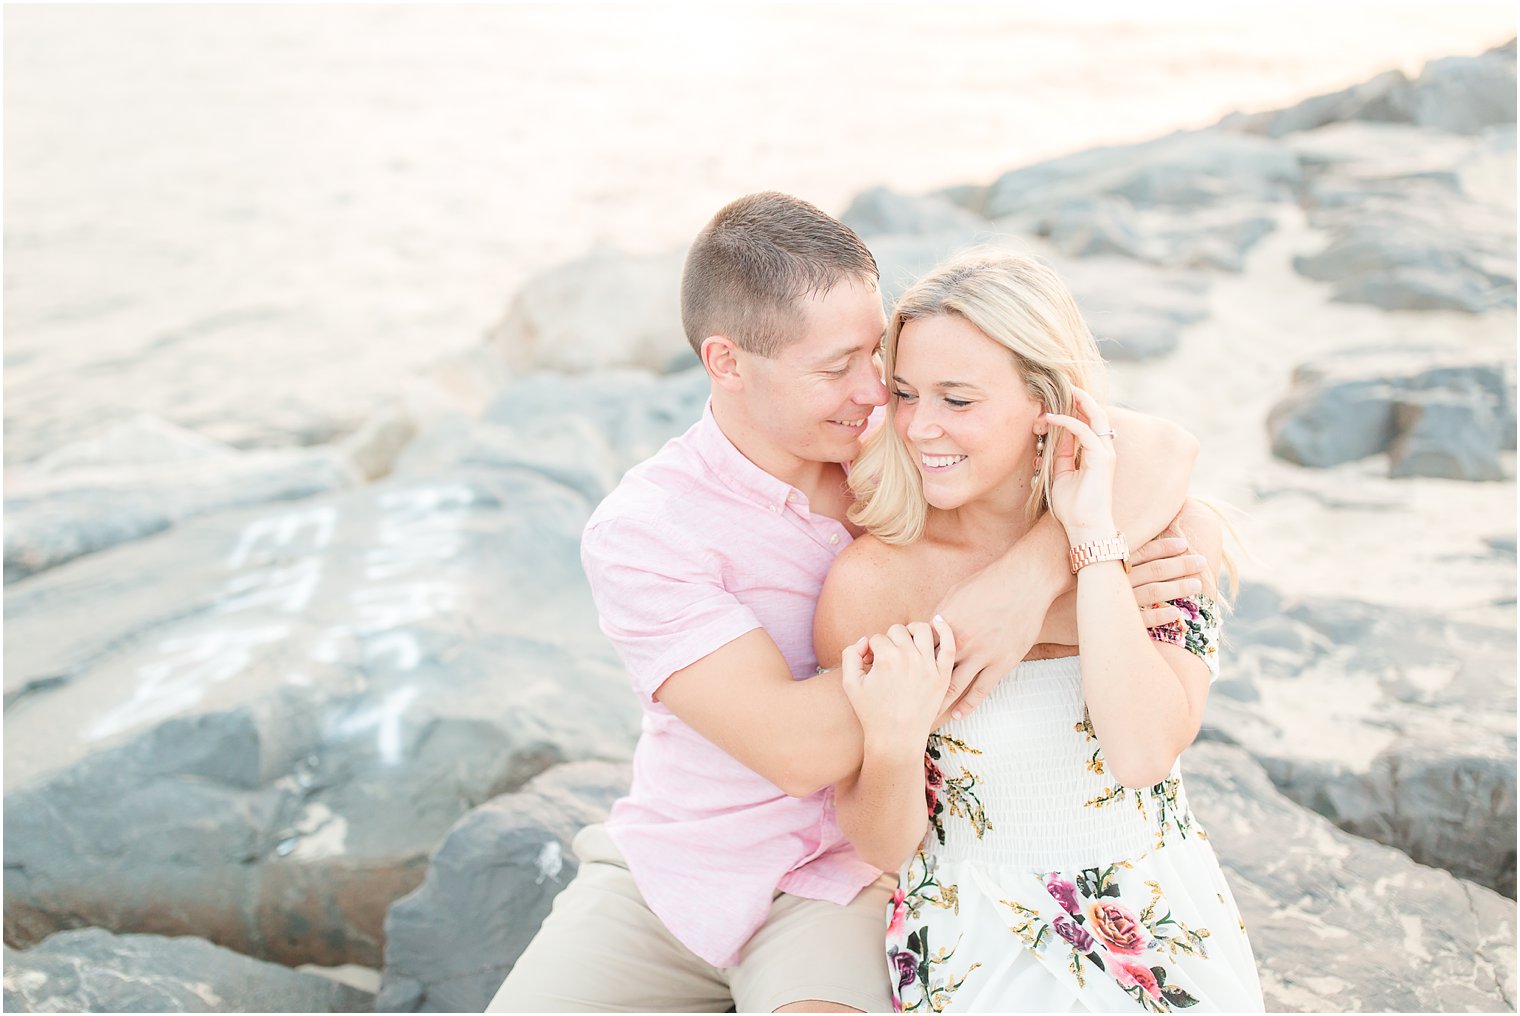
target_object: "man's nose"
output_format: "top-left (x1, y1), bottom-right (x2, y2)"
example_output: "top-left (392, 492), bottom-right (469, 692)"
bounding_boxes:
top-left (855, 368), bottom-right (888, 407)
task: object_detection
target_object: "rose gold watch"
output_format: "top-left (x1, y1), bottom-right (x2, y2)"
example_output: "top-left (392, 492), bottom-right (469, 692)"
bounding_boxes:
top-left (1069, 531), bottom-right (1130, 574)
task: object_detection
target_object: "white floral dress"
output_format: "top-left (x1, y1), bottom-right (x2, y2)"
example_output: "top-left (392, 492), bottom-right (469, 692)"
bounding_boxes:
top-left (887, 598), bottom-right (1264, 1013)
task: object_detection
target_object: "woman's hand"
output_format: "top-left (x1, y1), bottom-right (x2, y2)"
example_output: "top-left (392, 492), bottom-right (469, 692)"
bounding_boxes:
top-left (1045, 387), bottom-right (1119, 542)
top-left (841, 618), bottom-right (955, 745)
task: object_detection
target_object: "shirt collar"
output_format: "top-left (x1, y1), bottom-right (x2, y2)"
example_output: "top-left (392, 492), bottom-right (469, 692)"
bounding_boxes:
top-left (692, 399), bottom-right (801, 511)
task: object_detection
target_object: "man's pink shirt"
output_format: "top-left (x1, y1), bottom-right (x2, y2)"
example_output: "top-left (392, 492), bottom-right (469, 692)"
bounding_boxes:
top-left (579, 401), bottom-right (881, 968)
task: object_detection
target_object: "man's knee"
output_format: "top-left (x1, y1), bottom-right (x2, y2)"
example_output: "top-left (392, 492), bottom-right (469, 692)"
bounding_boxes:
top-left (772, 1003), bottom-right (862, 1013)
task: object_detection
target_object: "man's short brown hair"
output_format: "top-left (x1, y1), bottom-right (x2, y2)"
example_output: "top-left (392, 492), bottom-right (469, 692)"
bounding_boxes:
top-left (681, 192), bottom-right (879, 359)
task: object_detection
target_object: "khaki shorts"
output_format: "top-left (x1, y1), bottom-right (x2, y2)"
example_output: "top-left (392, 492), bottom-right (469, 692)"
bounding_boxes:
top-left (486, 823), bottom-right (896, 1013)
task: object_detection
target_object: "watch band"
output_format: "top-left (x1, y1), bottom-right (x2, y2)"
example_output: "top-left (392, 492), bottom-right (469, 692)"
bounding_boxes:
top-left (1069, 531), bottom-right (1130, 574)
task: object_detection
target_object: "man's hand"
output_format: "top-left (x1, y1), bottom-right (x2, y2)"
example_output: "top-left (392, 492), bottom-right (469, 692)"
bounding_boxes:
top-left (932, 521), bottom-right (1067, 725)
top-left (1129, 533), bottom-right (1208, 628)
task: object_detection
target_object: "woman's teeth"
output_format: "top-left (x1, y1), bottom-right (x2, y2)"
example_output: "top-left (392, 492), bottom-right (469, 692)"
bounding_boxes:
top-left (921, 454), bottom-right (967, 469)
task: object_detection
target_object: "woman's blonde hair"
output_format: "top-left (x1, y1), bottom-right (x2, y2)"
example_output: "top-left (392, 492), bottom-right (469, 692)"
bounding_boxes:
top-left (849, 249), bottom-right (1105, 544)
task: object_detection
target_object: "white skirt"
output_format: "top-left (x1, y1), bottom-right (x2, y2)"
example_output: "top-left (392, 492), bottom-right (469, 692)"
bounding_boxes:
top-left (886, 829), bottom-right (1265, 1013)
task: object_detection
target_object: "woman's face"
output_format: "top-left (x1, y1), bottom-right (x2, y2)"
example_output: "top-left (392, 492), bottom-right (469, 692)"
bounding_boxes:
top-left (890, 313), bottom-right (1045, 514)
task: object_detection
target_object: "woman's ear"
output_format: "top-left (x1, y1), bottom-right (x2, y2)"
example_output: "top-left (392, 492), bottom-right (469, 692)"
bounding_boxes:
top-left (701, 335), bottom-right (744, 393)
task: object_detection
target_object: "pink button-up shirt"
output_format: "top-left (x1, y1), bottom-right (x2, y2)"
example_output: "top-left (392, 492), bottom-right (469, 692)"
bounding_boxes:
top-left (579, 401), bottom-right (880, 967)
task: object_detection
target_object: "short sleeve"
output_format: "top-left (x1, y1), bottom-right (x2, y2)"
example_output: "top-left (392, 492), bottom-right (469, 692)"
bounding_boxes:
top-left (1147, 595), bottom-right (1222, 682)
top-left (580, 516), bottom-right (764, 704)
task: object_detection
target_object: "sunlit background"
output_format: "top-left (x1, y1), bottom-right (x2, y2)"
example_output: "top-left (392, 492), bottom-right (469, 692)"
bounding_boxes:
top-left (5, 2), bottom-right (1515, 465)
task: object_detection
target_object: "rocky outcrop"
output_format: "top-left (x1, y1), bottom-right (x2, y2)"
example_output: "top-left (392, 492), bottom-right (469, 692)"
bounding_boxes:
top-left (379, 761), bottom-right (630, 1013)
top-left (1203, 583), bottom-right (1517, 898)
top-left (1186, 742), bottom-right (1516, 1013)
top-left (1292, 187), bottom-right (1516, 312)
top-left (1266, 353), bottom-right (1515, 476)
top-left (1221, 41), bottom-right (1517, 138)
top-left (1032, 196), bottom-right (1277, 273)
top-left (869, 232), bottom-right (1213, 361)
top-left (4, 416), bottom-right (358, 583)
top-left (1270, 351), bottom-right (1507, 474)
top-left (840, 186), bottom-right (990, 237)
top-left (984, 130), bottom-right (1302, 219)
top-left (486, 247), bottom-right (693, 375)
top-left (3, 928), bottom-right (373, 1013)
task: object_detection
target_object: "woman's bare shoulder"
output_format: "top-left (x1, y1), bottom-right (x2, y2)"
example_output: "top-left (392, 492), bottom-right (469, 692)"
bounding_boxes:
top-left (813, 532), bottom-right (917, 668)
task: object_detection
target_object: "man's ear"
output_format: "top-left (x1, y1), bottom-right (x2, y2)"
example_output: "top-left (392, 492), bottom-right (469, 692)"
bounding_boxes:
top-left (701, 335), bottom-right (744, 393)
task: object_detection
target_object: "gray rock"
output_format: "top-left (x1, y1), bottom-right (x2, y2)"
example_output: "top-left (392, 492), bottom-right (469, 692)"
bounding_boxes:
top-left (1220, 69), bottom-right (1416, 137)
top-left (4, 417), bottom-right (357, 583)
top-left (395, 367), bottom-right (711, 509)
top-left (1291, 133), bottom-right (1516, 313)
top-left (487, 246), bottom-right (692, 375)
top-left (1202, 584), bottom-right (1517, 898)
top-left (931, 182), bottom-right (992, 216)
top-left (866, 230), bottom-right (990, 306)
top-left (1185, 742), bottom-right (1516, 1013)
top-left (985, 129), bottom-right (1301, 219)
top-left (1056, 257), bottom-right (1213, 361)
top-left (1285, 121), bottom-right (1495, 196)
top-left (1035, 196), bottom-right (1277, 273)
top-left (1389, 387), bottom-right (1505, 480)
top-left (1218, 42), bottom-right (1516, 138)
top-left (1037, 196), bottom-right (1149, 260)
top-left (3, 927), bottom-right (373, 1013)
top-left (4, 439), bottom-right (654, 965)
top-left (840, 186), bottom-right (989, 237)
top-left (339, 402), bottom-right (417, 482)
top-left (1267, 375), bottom-right (1402, 468)
top-left (869, 233), bottom-right (1213, 362)
top-left (1268, 354), bottom-right (1516, 470)
top-left (1407, 47), bottom-right (1518, 135)
top-left (379, 761), bottom-right (630, 1013)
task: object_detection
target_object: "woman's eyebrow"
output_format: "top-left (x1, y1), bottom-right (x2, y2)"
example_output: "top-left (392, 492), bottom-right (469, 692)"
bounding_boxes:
top-left (892, 375), bottom-right (982, 392)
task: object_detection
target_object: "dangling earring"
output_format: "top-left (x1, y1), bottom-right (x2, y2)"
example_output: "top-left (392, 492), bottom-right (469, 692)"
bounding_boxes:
top-left (1033, 434), bottom-right (1045, 479)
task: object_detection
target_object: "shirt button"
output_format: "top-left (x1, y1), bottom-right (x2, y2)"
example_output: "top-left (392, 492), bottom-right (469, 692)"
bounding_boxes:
top-left (829, 534), bottom-right (840, 545)
top-left (770, 504), bottom-right (779, 513)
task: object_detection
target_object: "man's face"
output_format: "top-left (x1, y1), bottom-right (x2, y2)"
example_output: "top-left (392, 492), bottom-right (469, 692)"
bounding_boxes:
top-left (739, 278), bottom-right (889, 466)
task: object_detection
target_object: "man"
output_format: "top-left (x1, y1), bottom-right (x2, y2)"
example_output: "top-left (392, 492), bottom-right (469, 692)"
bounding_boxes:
top-left (489, 192), bottom-right (1201, 1013)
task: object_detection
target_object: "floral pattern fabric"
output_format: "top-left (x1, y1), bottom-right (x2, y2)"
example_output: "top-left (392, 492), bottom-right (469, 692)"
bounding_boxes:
top-left (887, 596), bottom-right (1263, 1013)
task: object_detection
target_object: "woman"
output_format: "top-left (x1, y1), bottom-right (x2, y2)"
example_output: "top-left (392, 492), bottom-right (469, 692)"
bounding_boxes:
top-left (813, 251), bottom-right (1263, 1013)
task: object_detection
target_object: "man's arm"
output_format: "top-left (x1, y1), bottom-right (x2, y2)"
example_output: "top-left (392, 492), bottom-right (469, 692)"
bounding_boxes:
top-left (654, 633), bottom-right (863, 797)
top-left (934, 406), bottom-right (1198, 720)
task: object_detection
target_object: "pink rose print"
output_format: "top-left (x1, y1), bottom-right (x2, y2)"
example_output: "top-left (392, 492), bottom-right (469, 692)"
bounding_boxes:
top-left (887, 886), bottom-right (907, 940)
top-left (1087, 900), bottom-right (1148, 955)
top-left (1111, 957), bottom-right (1163, 1000)
top-left (1043, 874), bottom-right (1081, 916)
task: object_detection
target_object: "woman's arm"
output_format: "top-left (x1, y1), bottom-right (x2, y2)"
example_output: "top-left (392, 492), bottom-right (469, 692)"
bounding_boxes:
top-left (1044, 391), bottom-right (1221, 788)
top-left (834, 621), bottom-right (951, 872)
top-left (1073, 503), bottom-right (1222, 787)
top-left (815, 541), bottom-right (945, 871)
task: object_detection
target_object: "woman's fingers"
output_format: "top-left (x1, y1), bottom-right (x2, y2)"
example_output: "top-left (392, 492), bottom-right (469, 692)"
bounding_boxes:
top-left (1044, 412), bottom-right (1106, 457)
top-left (906, 621), bottom-right (935, 661)
top-left (1068, 387), bottom-right (1113, 436)
top-left (841, 636), bottom-right (867, 691)
top-left (931, 615), bottom-right (956, 682)
top-left (885, 623), bottom-right (914, 649)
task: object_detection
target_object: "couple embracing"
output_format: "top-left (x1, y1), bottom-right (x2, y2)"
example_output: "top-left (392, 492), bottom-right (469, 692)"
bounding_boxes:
top-left (489, 192), bottom-right (1265, 1013)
